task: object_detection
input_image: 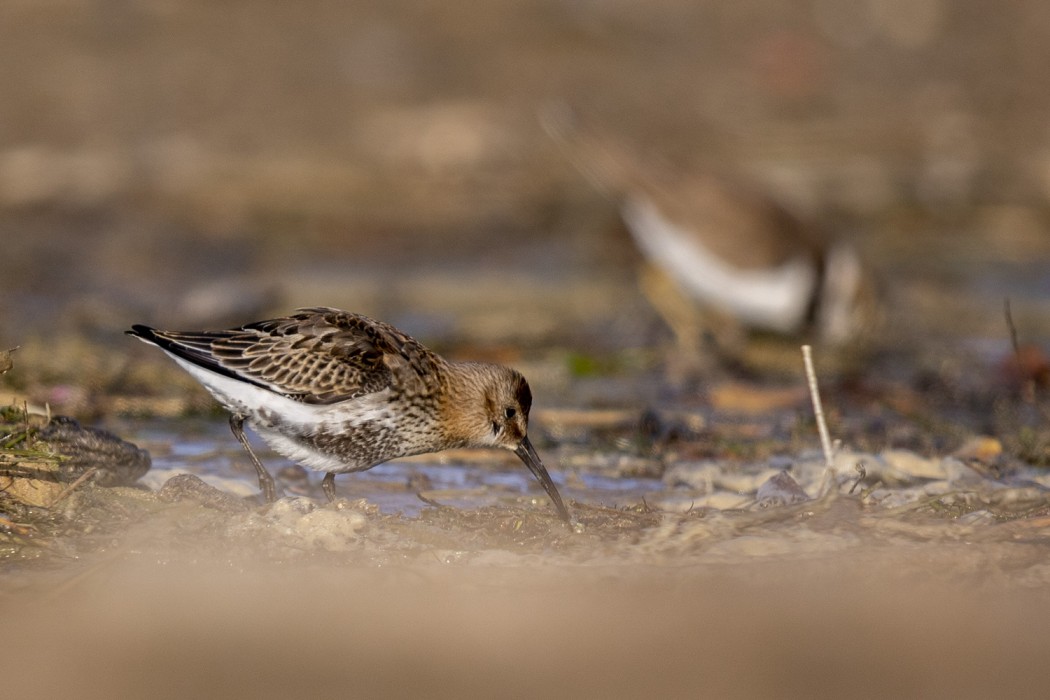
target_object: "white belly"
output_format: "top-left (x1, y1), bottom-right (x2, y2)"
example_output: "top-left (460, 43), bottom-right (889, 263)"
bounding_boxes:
top-left (171, 355), bottom-right (399, 473)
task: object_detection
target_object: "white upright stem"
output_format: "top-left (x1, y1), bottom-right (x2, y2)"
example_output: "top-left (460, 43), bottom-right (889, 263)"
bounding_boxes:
top-left (802, 345), bottom-right (836, 491)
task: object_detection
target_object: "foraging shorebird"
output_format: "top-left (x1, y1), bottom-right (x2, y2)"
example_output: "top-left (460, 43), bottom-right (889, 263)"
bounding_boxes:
top-left (127, 307), bottom-right (570, 522)
top-left (542, 107), bottom-right (879, 365)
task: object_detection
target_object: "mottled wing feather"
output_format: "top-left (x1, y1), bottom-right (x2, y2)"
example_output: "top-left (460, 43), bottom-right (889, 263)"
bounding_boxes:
top-left (154, 307), bottom-right (442, 404)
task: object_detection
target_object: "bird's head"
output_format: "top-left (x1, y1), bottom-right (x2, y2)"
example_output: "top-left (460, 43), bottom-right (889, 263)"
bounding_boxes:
top-left (445, 363), bottom-right (570, 523)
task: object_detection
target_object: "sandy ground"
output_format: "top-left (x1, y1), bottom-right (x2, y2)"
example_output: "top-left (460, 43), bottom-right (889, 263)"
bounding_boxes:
top-left (3, 534), bottom-right (1050, 699)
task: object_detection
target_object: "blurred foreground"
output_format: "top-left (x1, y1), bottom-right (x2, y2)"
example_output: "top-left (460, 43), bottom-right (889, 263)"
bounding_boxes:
top-left (4, 547), bottom-right (1050, 700)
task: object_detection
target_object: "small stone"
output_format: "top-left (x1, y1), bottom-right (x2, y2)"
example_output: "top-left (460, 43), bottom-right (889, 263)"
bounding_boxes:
top-left (262, 497), bottom-right (367, 550)
top-left (755, 471), bottom-right (811, 508)
top-left (941, 457), bottom-right (988, 489)
top-left (881, 449), bottom-right (946, 481)
top-left (663, 460), bottom-right (780, 493)
top-left (158, 473), bottom-right (251, 513)
top-left (951, 436), bottom-right (1003, 465)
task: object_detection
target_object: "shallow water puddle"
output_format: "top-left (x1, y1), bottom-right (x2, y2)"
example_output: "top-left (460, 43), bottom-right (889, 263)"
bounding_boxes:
top-left (127, 419), bottom-right (664, 517)
top-left (11, 412), bottom-right (1024, 585)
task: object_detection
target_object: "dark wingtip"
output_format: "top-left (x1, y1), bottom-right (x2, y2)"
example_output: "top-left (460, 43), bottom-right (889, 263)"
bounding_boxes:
top-left (126, 324), bottom-right (158, 341)
top-left (124, 323), bottom-right (277, 394)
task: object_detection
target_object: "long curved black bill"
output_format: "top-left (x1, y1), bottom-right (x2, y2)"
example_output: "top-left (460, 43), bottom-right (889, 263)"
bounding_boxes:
top-left (515, 436), bottom-right (571, 524)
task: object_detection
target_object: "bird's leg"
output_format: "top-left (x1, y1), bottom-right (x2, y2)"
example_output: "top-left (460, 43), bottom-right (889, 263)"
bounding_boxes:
top-left (321, 472), bottom-right (337, 502)
top-left (228, 414), bottom-right (277, 503)
top-left (638, 263), bottom-right (744, 381)
top-left (638, 262), bottom-right (703, 359)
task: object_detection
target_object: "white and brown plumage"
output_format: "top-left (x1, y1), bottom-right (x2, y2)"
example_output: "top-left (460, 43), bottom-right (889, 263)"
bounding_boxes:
top-left (127, 307), bottom-right (570, 522)
top-left (542, 107), bottom-right (880, 351)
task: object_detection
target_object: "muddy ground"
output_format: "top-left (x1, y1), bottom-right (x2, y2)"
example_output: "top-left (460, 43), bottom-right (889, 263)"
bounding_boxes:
top-left (3, 2), bottom-right (1050, 698)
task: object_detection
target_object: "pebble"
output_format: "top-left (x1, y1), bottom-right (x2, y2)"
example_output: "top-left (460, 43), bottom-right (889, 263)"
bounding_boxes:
top-left (262, 498), bottom-right (367, 550)
top-left (158, 473), bottom-right (251, 513)
top-left (755, 471), bottom-right (811, 508)
top-left (663, 460), bottom-right (780, 493)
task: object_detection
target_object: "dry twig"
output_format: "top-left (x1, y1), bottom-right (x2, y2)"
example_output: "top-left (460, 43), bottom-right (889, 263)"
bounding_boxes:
top-left (49, 467), bottom-right (97, 507)
top-left (802, 345), bottom-right (835, 471)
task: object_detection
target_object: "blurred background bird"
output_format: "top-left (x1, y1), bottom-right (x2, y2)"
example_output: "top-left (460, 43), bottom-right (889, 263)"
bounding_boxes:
top-left (542, 104), bottom-right (882, 380)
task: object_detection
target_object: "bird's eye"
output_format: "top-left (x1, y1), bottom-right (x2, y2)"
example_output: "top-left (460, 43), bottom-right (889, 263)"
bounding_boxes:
top-left (504, 407), bottom-right (516, 419)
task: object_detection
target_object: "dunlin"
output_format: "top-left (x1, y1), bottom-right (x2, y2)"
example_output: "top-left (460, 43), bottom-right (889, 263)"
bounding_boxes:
top-left (127, 307), bottom-right (570, 522)
top-left (542, 106), bottom-right (880, 352)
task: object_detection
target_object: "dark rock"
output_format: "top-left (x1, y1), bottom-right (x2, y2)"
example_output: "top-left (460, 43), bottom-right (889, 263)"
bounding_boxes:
top-left (755, 471), bottom-right (810, 508)
top-left (38, 416), bottom-right (151, 486)
top-left (157, 473), bottom-right (251, 513)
